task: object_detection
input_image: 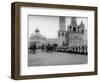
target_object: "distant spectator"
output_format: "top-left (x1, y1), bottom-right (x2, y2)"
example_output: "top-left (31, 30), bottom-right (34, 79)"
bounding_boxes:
top-left (32, 42), bottom-right (37, 54)
top-left (41, 44), bottom-right (45, 51)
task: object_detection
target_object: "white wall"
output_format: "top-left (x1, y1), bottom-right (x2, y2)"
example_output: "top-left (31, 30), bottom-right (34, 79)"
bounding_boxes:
top-left (0, 0), bottom-right (100, 82)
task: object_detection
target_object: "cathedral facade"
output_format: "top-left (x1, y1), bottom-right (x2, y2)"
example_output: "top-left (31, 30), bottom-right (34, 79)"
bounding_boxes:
top-left (29, 16), bottom-right (88, 54)
top-left (29, 28), bottom-right (57, 48)
top-left (66, 17), bottom-right (87, 53)
top-left (57, 17), bottom-right (88, 54)
top-left (28, 28), bottom-right (46, 48)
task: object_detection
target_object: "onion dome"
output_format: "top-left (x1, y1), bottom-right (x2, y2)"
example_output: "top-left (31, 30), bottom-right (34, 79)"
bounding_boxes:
top-left (35, 28), bottom-right (39, 33)
top-left (79, 21), bottom-right (85, 28)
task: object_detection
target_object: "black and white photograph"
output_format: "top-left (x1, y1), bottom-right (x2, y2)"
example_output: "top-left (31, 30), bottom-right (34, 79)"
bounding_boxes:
top-left (28, 15), bottom-right (88, 66)
top-left (11, 2), bottom-right (97, 79)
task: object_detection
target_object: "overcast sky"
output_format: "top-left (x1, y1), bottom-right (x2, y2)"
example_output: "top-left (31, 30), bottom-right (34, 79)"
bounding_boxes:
top-left (28, 15), bottom-right (88, 38)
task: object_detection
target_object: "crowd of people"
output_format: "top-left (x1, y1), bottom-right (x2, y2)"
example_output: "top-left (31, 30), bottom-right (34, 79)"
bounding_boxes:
top-left (29, 42), bottom-right (87, 55)
top-left (29, 42), bottom-right (58, 53)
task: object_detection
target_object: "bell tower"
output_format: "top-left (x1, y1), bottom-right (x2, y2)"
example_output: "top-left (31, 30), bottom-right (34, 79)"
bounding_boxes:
top-left (71, 17), bottom-right (77, 26)
top-left (59, 17), bottom-right (66, 31)
top-left (58, 16), bottom-right (66, 46)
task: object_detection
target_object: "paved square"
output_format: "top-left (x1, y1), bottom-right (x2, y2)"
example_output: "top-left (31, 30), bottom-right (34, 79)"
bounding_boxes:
top-left (28, 49), bottom-right (87, 66)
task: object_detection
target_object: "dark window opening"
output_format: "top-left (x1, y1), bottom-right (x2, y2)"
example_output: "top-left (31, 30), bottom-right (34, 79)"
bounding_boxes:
top-left (62, 33), bottom-right (64, 36)
top-left (70, 26), bottom-right (72, 31)
top-left (59, 33), bottom-right (60, 36)
top-left (73, 27), bottom-right (76, 32)
top-left (82, 30), bottom-right (84, 33)
top-left (77, 26), bottom-right (80, 32)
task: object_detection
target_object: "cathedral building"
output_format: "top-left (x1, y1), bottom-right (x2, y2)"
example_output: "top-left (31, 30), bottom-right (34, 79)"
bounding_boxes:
top-left (29, 16), bottom-right (87, 54)
top-left (57, 16), bottom-right (87, 53)
top-left (29, 28), bottom-right (58, 48)
top-left (66, 17), bottom-right (88, 53)
top-left (29, 28), bottom-right (46, 48)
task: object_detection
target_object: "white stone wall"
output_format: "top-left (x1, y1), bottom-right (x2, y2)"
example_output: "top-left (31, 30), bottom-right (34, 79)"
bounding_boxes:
top-left (68, 32), bottom-right (85, 47)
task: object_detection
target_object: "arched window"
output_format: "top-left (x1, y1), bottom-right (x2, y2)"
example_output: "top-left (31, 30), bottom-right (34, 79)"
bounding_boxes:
top-left (59, 32), bottom-right (60, 36)
top-left (77, 26), bottom-right (79, 32)
top-left (70, 26), bottom-right (72, 31)
top-left (82, 29), bottom-right (84, 33)
top-left (62, 33), bottom-right (64, 36)
top-left (73, 27), bottom-right (76, 32)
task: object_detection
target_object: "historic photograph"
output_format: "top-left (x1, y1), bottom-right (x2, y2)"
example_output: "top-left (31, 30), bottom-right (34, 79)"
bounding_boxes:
top-left (28, 15), bottom-right (88, 66)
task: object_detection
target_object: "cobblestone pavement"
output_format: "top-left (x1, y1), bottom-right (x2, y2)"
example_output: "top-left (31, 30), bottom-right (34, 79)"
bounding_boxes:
top-left (28, 49), bottom-right (87, 66)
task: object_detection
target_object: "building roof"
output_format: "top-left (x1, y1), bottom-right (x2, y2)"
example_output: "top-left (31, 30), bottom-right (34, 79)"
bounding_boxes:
top-left (71, 17), bottom-right (77, 26)
top-left (29, 34), bottom-right (46, 41)
top-left (35, 28), bottom-right (39, 33)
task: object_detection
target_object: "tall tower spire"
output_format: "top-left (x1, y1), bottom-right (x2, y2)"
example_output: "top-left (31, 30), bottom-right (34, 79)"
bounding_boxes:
top-left (57, 16), bottom-right (66, 46)
top-left (71, 17), bottom-right (77, 26)
top-left (59, 16), bottom-right (66, 31)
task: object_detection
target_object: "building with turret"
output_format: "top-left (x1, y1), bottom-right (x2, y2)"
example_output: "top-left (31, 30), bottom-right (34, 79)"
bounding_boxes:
top-left (66, 17), bottom-right (88, 53)
top-left (29, 16), bottom-right (88, 54)
top-left (57, 17), bottom-right (67, 46)
top-left (57, 16), bottom-right (87, 53)
top-left (29, 28), bottom-right (46, 48)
